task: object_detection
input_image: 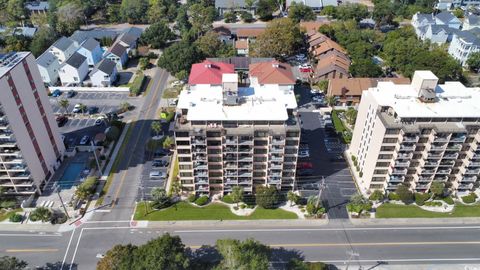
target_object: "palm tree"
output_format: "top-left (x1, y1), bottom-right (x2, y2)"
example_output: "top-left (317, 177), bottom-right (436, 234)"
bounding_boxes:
top-left (151, 121), bottom-right (162, 136)
top-left (120, 102), bottom-right (131, 113)
top-left (78, 103), bottom-right (87, 114)
top-left (325, 96), bottom-right (336, 107)
top-left (58, 99), bottom-right (69, 115)
top-left (345, 108), bottom-right (357, 126)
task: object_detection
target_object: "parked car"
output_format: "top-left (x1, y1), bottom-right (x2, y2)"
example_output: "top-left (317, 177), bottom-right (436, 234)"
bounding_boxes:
top-left (153, 148), bottom-right (171, 158)
top-left (297, 162), bottom-right (313, 169)
top-left (51, 89), bottom-right (62, 97)
top-left (297, 169), bottom-right (314, 176)
top-left (298, 150), bottom-right (310, 158)
top-left (149, 171), bottom-right (166, 179)
top-left (94, 117), bottom-right (104, 126)
top-left (330, 154), bottom-right (345, 162)
top-left (88, 106), bottom-right (98, 115)
top-left (152, 159), bottom-right (169, 167)
top-left (299, 144), bottom-right (309, 150)
top-left (169, 99), bottom-right (178, 107)
top-left (56, 115), bottom-right (68, 127)
top-left (312, 96), bottom-right (323, 102)
top-left (72, 104), bottom-right (84, 113)
top-left (79, 135), bottom-right (90, 145)
top-left (66, 90), bottom-right (76, 98)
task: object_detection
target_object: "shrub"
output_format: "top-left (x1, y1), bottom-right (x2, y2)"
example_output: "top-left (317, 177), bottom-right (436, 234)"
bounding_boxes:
top-left (224, 12), bottom-right (237, 23)
top-left (414, 192), bottom-right (431, 206)
top-left (75, 177), bottom-right (98, 200)
top-left (50, 212), bottom-right (67, 224)
top-left (462, 193), bottom-right (478, 204)
top-left (29, 207), bottom-right (52, 222)
top-left (255, 186), bottom-right (280, 209)
top-left (396, 184), bottom-right (414, 204)
top-left (388, 192), bottom-right (400, 201)
top-left (195, 195), bottom-right (209, 206)
top-left (9, 213), bottom-right (22, 222)
top-left (351, 155), bottom-right (356, 162)
top-left (240, 204), bottom-right (246, 209)
top-left (233, 206), bottom-right (239, 211)
top-left (240, 11), bottom-right (254, 22)
top-left (151, 188), bottom-right (171, 209)
top-left (442, 196), bottom-right (454, 205)
top-left (0, 200), bottom-right (16, 209)
top-left (424, 201), bottom-right (442, 207)
top-left (187, 194), bottom-right (196, 203)
top-left (359, 171), bottom-right (363, 177)
top-left (222, 194), bottom-right (234, 204)
top-left (369, 190), bottom-right (384, 201)
top-left (130, 72), bottom-right (145, 96)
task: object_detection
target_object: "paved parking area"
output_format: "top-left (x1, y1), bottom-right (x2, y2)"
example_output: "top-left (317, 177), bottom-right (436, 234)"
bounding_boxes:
top-left (296, 86), bottom-right (356, 219)
top-left (137, 156), bottom-right (171, 201)
top-left (49, 92), bottom-right (131, 115)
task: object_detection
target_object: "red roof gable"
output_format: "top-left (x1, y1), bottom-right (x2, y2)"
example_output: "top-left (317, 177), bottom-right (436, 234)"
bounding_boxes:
top-left (188, 60), bottom-right (235, 85)
top-left (249, 60), bottom-right (295, 85)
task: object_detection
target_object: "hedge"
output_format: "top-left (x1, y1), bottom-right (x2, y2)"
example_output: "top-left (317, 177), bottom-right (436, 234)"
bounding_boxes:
top-left (442, 196), bottom-right (455, 205)
top-left (130, 73), bottom-right (145, 96)
top-left (222, 195), bottom-right (234, 204)
top-left (462, 193), bottom-right (478, 204)
top-left (388, 192), bottom-right (400, 201)
top-left (195, 195), bottom-right (209, 206)
top-left (414, 192), bottom-right (431, 206)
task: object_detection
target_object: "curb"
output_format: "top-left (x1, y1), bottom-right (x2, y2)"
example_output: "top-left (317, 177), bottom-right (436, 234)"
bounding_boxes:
top-left (145, 219), bottom-right (329, 228)
top-left (350, 217), bottom-right (480, 226)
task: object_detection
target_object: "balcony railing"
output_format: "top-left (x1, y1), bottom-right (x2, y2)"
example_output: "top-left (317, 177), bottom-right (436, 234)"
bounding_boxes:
top-left (395, 161), bottom-right (410, 167)
top-left (399, 144), bottom-right (415, 151)
top-left (458, 183), bottom-right (474, 190)
top-left (462, 176), bottom-right (477, 183)
top-left (430, 144), bottom-right (447, 151)
top-left (415, 185), bottom-right (429, 190)
top-left (443, 153), bottom-right (459, 159)
top-left (433, 176), bottom-right (448, 182)
top-left (469, 161), bottom-right (480, 167)
top-left (397, 152), bottom-right (413, 159)
top-left (422, 169), bottom-right (435, 174)
top-left (424, 161), bottom-right (439, 167)
top-left (391, 168), bottom-right (407, 175)
top-left (270, 148), bottom-right (284, 153)
top-left (389, 176), bottom-right (404, 182)
top-left (450, 135), bottom-right (466, 142)
top-left (465, 169), bottom-right (480, 175)
top-left (434, 136), bottom-right (449, 142)
top-left (436, 169), bottom-right (451, 174)
top-left (439, 160), bottom-right (455, 166)
top-left (418, 175), bottom-right (432, 181)
top-left (428, 153), bottom-right (443, 159)
top-left (402, 136), bottom-right (418, 143)
top-left (446, 144), bottom-right (462, 151)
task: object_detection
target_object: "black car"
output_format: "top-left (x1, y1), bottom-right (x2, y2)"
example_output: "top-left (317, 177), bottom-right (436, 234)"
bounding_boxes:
top-left (153, 148), bottom-right (171, 158)
top-left (88, 106), bottom-right (99, 115)
top-left (66, 90), bottom-right (76, 98)
top-left (330, 154), bottom-right (345, 162)
top-left (297, 169), bottom-right (314, 176)
top-left (152, 159), bottom-right (169, 167)
top-left (56, 115), bottom-right (68, 127)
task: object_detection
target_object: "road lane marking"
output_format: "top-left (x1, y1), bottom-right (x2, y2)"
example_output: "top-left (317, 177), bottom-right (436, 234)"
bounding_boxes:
top-left (0, 233), bottom-right (62, 237)
top-left (111, 70), bottom-right (167, 208)
top-left (69, 228), bottom-right (84, 270)
top-left (188, 241), bottom-right (480, 249)
top-left (61, 228), bottom-right (76, 270)
top-left (321, 258), bottom-right (480, 263)
top-left (5, 248), bottom-right (58, 253)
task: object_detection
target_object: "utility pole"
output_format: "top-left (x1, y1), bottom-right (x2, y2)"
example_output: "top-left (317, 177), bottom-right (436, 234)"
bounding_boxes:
top-left (90, 140), bottom-right (102, 177)
top-left (345, 250), bottom-right (360, 270)
top-left (54, 184), bottom-right (70, 219)
top-left (317, 177), bottom-right (326, 208)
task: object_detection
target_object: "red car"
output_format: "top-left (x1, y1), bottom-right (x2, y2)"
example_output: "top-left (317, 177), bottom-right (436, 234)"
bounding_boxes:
top-left (299, 67), bottom-right (313, 73)
top-left (297, 162), bottom-right (313, 169)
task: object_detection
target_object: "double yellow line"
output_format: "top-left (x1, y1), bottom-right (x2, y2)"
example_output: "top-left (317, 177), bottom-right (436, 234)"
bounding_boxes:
top-left (5, 248), bottom-right (59, 253)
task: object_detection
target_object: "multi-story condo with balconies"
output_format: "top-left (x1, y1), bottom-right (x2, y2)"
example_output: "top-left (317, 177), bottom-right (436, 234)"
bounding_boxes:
top-left (0, 52), bottom-right (65, 197)
top-left (350, 70), bottom-right (480, 195)
top-left (174, 60), bottom-right (300, 195)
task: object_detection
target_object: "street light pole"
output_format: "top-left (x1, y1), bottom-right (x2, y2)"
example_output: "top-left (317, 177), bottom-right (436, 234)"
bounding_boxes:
top-left (317, 177), bottom-right (326, 208)
top-left (54, 184), bottom-right (70, 219)
top-left (90, 141), bottom-right (102, 177)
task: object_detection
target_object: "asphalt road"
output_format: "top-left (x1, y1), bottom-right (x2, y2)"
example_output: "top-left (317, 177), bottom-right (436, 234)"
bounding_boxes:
top-left (3, 223), bottom-right (480, 269)
top-left (91, 68), bottom-right (170, 222)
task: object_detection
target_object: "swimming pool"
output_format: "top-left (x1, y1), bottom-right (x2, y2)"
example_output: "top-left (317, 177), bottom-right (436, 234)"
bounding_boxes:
top-left (58, 162), bottom-right (85, 189)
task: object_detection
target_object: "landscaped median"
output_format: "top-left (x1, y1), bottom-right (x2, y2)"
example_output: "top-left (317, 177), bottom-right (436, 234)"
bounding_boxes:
top-left (134, 201), bottom-right (298, 221)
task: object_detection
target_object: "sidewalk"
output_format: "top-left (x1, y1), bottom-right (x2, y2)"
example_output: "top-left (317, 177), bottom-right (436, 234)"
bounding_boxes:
top-left (145, 218), bottom-right (329, 228)
top-left (101, 121), bottom-right (131, 179)
top-left (350, 217), bottom-right (480, 226)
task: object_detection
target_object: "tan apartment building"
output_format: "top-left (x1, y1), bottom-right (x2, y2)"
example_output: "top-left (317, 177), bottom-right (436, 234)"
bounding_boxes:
top-left (350, 71), bottom-right (480, 195)
top-left (174, 60), bottom-right (300, 195)
top-left (0, 52), bottom-right (65, 196)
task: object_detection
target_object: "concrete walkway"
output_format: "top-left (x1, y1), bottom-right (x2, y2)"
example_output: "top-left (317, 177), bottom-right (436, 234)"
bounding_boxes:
top-left (350, 217), bottom-right (480, 226)
top-left (101, 121), bottom-right (131, 179)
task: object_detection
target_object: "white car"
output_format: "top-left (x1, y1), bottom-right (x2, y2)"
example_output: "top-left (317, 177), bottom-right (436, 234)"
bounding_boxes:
top-left (149, 171), bottom-right (166, 179)
top-left (79, 135), bottom-right (90, 145)
top-left (172, 80), bottom-right (184, 86)
top-left (94, 117), bottom-right (104, 126)
top-left (312, 96), bottom-right (324, 102)
top-left (72, 104), bottom-right (83, 113)
top-left (299, 63), bottom-right (312, 69)
top-left (298, 150), bottom-right (310, 158)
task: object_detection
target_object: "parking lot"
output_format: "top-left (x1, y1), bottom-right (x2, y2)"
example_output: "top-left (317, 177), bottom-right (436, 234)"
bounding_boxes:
top-left (137, 155), bottom-right (171, 201)
top-left (296, 86), bottom-right (356, 219)
top-left (49, 91), bottom-right (142, 145)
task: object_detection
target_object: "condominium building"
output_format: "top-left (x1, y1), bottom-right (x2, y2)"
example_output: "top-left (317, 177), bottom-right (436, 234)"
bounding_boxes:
top-left (174, 60), bottom-right (300, 195)
top-left (350, 70), bottom-right (480, 194)
top-left (0, 52), bottom-right (65, 196)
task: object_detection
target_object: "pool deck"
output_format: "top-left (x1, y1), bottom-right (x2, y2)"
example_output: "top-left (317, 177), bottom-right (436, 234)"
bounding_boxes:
top-left (44, 152), bottom-right (92, 193)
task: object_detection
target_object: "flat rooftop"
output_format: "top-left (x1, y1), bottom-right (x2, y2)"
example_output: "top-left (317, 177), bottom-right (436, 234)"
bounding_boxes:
top-left (370, 81), bottom-right (480, 118)
top-left (0, 52), bottom-right (29, 78)
top-left (177, 84), bottom-right (297, 121)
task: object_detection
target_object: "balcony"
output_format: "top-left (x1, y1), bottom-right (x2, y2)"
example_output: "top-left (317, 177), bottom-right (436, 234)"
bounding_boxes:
top-left (434, 135), bottom-right (450, 142)
top-left (196, 186), bottom-right (209, 192)
top-left (397, 152), bottom-right (412, 159)
top-left (7, 164), bottom-right (27, 171)
top-left (270, 147), bottom-right (284, 153)
top-left (436, 169), bottom-right (451, 175)
top-left (195, 178), bottom-right (208, 184)
top-left (428, 153), bottom-right (443, 159)
top-left (10, 172), bottom-right (30, 179)
top-left (458, 183), bottom-right (474, 190)
top-left (394, 161), bottom-right (410, 167)
top-left (415, 185), bottom-right (429, 190)
top-left (196, 171), bottom-right (208, 178)
top-left (238, 148), bottom-right (253, 153)
top-left (462, 176), bottom-right (477, 183)
top-left (391, 168), bottom-right (407, 175)
top-left (225, 139), bottom-right (237, 145)
top-left (238, 172), bottom-right (252, 177)
top-left (424, 160), bottom-right (439, 167)
top-left (270, 163), bottom-right (282, 169)
top-left (446, 144), bottom-right (462, 151)
top-left (450, 135), bottom-right (466, 142)
top-left (439, 160), bottom-right (455, 166)
top-left (389, 175), bottom-right (405, 182)
top-left (224, 147), bottom-right (237, 152)
top-left (430, 144), bottom-right (447, 151)
top-left (193, 139), bottom-right (206, 145)
top-left (269, 156), bottom-right (283, 162)
top-left (465, 169), bottom-right (480, 175)
top-left (272, 139), bottom-right (285, 145)
top-left (399, 144), bottom-right (415, 151)
top-left (443, 153), bottom-right (459, 159)
top-left (268, 178), bottom-right (281, 184)
top-left (224, 163), bottom-right (236, 169)
top-left (239, 140), bottom-right (253, 146)
top-left (225, 179), bottom-right (237, 185)
top-left (433, 175), bottom-right (448, 182)
top-left (402, 135), bottom-right (418, 143)
top-left (418, 175), bottom-right (432, 181)
top-left (422, 169), bottom-right (436, 174)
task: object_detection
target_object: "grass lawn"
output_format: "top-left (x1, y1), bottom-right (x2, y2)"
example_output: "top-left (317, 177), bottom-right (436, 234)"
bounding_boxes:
top-left (162, 86), bottom-right (182, 99)
top-left (332, 110), bottom-right (352, 143)
top-left (167, 157), bottom-right (179, 196)
top-left (376, 203), bottom-right (480, 218)
top-left (0, 208), bottom-right (21, 221)
top-left (134, 202), bottom-right (298, 221)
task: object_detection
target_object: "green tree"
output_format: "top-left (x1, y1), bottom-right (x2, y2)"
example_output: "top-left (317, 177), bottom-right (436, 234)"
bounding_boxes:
top-left (106, 3), bottom-right (122, 23)
top-left (223, 11), bottom-right (237, 23)
top-left (231, 186), bottom-right (244, 207)
top-left (255, 185), bottom-right (280, 209)
top-left (157, 41), bottom-right (202, 75)
top-left (251, 18), bottom-right (303, 58)
top-left (6, 0), bottom-right (27, 22)
top-left (467, 51), bottom-right (480, 72)
top-left (335, 3), bottom-right (368, 21)
top-left (288, 2), bottom-right (315, 23)
top-left (0, 256), bottom-right (27, 270)
top-left (317, 80), bottom-right (328, 91)
top-left (372, 0), bottom-right (395, 26)
top-left (147, 0), bottom-right (178, 23)
top-left (97, 244), bottom-right (137, 270)
top-left (163, 136), bottom-right (174, 149)
top-left (75, 177), bottom-right (98, 200)
top-left (140, 21), bottom-right (175, 49)
top-left (240, 11), bottom-right (254, 23)
top-left (134, 234), bottom-right (190, 270)
top-left (287, 190), bottom-right (299, 206)
top-left (106, 126), bottom-right (120, 141)
top-left (151, 188), bottom-right (171, 209)
top-left (139, 57), bottom-right (149, 70)
top-left (453, 8), bottom-right (464, 18)
top-left (188, 3), bottom-right (216, 36)
top-left (325, 96), bottom-right (336, 107)
top-left (194, 31), bottom-right (235, 58)
top-left (369, 190), bottom-right (384, 201)
top-left (55, 2), bottom-right (84, 35)
top-left (30, 26), bottom-right (58, 57)
top-left (395, 184), bottom-right (414, 203)
top-left (3, 34), bottom-right (31, 52)
top-left (349, 58), bottom-right (383, 77)
top-left (430, 182), bottom-right (445, 197)
top-left (345, 108), bottom-right (357, 125)
top-left (151, 121), bottom-right (162, 136)
top-left (256, 0), bottom-right (276, 21)
top-left (58, 99), bottom-right (69, 115)
top-left (120, 0), bottom-right (149, 23)
top-left (216, 238), bottom-right (270, 270)
top-left (320, 6), bottom-right (336, 17)
top-left (29, 207), bottom-right (52, 222)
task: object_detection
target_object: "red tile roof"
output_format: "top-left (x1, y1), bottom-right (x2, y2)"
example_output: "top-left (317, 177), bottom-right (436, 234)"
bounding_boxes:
top-left (188, 60), bottom-right (235, 85)
top-left (249, 60), bottom-right (295, 85)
